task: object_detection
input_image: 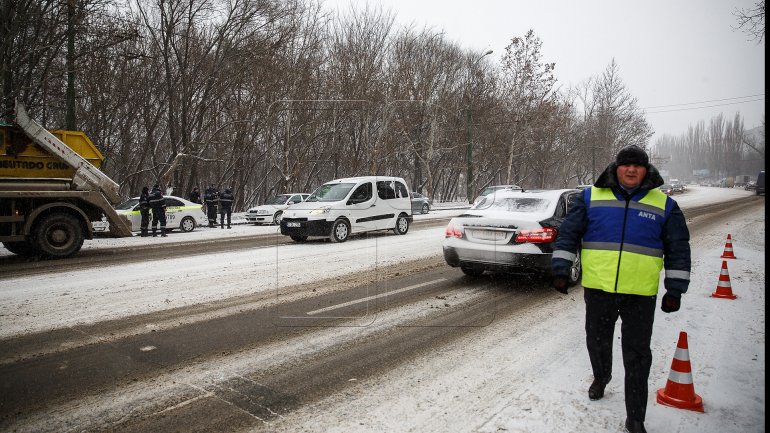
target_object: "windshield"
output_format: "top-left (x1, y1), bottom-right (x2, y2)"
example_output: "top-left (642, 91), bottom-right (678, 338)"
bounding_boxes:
top-left (116, 198), bottom-right (139, 210)
top-left (266, 195), bottom-right (290, 205)
top-left (306, 183), bottom-right (356, 202)
top-left (483, 197), bottom-right (550, 213)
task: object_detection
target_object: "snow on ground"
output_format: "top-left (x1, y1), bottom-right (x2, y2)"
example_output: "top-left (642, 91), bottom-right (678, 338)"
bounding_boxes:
top-left (264, 189), bottom-right (765, 433)
top-left (0, 186), bottom-right (763, 432)
top-left (0, 186), bottom-right (757, 338)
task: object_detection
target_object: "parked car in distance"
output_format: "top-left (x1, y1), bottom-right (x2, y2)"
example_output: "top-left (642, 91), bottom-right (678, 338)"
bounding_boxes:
top-left (110, 195), bottom-right (207, 233)
top-left (671, 183), bottom-right (684, 193)
top-left (245, 193), bottom-right (310, 225)
top-left (659, 184), bottom-right (674, 196)
top-left (472, 184), bottom-right (523, 206)
top-left (744, 181), bottom-right (757, 191)
top-left (443, 189), bottom-right (582, 282)
top-left (410, 191), bottom-right (431, 214)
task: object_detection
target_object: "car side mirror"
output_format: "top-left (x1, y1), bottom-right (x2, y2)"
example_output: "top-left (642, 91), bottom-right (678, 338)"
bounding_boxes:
top-left (287, 201), bottom-right (295, 205)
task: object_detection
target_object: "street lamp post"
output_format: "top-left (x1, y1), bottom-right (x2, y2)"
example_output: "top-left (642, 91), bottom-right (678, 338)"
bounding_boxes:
top-left (466, 50), bottom-right (493, 204)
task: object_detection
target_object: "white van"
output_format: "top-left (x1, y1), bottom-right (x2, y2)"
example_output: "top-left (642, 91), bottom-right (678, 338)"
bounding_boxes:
top-left (280, 176), bottom-right (413, 242)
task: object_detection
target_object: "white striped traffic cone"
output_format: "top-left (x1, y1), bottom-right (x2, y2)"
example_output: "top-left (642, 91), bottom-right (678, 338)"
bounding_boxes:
top-left (720, 234), bottom-right (736, 259)
top-left (711, 260), bottom-right (737, 299)
top-left (656, 331), bottom-right (704, 412)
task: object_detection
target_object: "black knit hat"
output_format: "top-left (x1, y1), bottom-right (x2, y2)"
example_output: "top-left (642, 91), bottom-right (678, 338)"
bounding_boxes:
top-left (616, 145), bottom-right (649, 167)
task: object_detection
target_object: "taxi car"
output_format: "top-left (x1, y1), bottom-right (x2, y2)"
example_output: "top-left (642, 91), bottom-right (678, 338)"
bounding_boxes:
top-left (113, 195), bottom-right (207, 233)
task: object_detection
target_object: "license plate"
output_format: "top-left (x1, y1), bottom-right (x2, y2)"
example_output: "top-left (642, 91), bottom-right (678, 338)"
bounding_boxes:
top-left (287, 222), bottom-right (301, 227)
top-left (474, 229), bottom-right (504, 241)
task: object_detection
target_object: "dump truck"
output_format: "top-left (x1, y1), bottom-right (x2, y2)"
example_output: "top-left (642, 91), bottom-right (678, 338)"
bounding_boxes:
top-left (0, 101), bottom-right (132, 258)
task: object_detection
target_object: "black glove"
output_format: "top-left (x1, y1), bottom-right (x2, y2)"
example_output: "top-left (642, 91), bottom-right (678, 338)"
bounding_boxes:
top-left (661, 293), bottom-right (681, 313)
top-left (552, 275), bottom-right (569, 294)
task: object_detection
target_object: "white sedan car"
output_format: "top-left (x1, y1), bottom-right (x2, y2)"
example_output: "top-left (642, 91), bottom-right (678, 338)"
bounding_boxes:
top-left (443, 189), bottom-right (582, 281)
top-left (245, 193), bottom-right (310, 225)
top-left (113, 195), bottom-right (207, 233)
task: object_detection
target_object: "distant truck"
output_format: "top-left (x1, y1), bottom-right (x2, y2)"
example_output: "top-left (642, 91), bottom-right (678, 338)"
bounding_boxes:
top-left (734, 174), bottom-right (752, 187)
top-left (0, 101), bottom-right (132, 258)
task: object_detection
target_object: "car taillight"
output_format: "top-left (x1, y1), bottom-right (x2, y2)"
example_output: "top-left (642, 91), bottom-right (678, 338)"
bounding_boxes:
top-left (515, 227), bottom-right (557, 243)
top-left (445, 223), bottom-right (464, 238)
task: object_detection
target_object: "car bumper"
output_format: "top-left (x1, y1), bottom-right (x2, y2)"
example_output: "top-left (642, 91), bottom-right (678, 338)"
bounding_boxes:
top-left (442, 238), bottom-right (552, 274)
top-left (280, 218), bottom-right (334, 237)
top-left (245, 214), bottom-right (272, 224)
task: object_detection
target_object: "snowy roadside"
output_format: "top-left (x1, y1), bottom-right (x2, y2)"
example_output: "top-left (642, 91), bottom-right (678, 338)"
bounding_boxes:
top-left (263, 196), bottom-right (765, 433)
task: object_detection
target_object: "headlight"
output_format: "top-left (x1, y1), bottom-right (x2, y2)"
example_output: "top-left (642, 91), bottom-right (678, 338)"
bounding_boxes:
top-left (310, 206), bottom-right (331, 215)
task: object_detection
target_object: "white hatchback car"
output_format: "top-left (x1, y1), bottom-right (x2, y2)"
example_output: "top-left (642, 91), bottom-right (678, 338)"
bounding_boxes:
top-left (113, 195), bottom-right (207, 233)
top-left (245, 193), bottom-right (310, 225)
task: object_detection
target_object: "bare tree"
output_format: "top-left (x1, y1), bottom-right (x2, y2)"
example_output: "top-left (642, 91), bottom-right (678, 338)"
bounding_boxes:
top-left (734, 0), bottom-right (765, 43)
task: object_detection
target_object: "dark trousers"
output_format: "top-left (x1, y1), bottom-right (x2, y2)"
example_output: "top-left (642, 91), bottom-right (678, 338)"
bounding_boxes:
top-left (207, 204), bottom-right (218, 226)
top-left (140, 208), bottom-right (150, 230)
top-left (584, 287), bottom-right (656, 422)
top-left (220, 208), bottom-right (232, 227)
top-left (151, 208), bottom-right (166, 228)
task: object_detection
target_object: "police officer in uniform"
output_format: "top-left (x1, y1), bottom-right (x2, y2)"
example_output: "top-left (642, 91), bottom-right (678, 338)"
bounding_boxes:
top-left (551, 145), bottom-right (691, 433)
top-left (218, 187), bottom-right (234, 229)
top-left (149, 184), bottom-right (167, 237)
top-left (204, 185), bottom-right (219, 228)
top-left (188, 186), bottom-right (201, 204)
top-left (138, 186), bottom-right (150, 237)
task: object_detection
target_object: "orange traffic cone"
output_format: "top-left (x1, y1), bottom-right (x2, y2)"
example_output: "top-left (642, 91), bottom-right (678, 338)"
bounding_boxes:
top-left (657, 331), bottom-right (704, 412)
top-left (720, 234), bottom-right (736, 259)
top-left (711, 260), bottom-right (738, 299)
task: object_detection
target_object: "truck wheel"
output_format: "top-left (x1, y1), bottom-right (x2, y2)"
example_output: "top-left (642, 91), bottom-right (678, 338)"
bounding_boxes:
top-left (330, 219), bottom-right (350, 243)
top-left (392, 214), bottom-right (409, 235)
top-left (33, 213), bottom-right (84, 258)
top-left (2, 241), bottom-right (36, 257)
top-left (180, 216), bottom-right (196, 232)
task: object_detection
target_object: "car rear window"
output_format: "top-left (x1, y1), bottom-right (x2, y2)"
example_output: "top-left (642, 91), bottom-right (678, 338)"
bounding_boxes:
top-left (488, 197), bottom-right (550, 212)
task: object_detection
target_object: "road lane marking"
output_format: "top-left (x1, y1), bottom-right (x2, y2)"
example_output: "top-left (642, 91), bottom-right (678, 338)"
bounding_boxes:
top-left (306, 278), bottom-right (447, 316)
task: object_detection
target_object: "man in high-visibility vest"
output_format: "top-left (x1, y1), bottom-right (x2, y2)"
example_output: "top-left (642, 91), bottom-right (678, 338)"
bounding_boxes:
top-left (551, 145), bottom-right (691, 433)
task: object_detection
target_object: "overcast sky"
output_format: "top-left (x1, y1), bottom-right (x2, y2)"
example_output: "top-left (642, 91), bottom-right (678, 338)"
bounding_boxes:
top-left (325, 0), bottom-right (765, 144)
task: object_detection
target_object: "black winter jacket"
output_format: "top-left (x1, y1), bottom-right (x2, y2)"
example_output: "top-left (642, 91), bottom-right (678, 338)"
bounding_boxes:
top-left (552, 162), bottom-right (691, 298)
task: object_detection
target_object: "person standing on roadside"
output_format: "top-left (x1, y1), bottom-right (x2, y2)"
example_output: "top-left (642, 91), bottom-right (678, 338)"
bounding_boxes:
top-left (138, 186), bottom-right (150, 237)
top-left (550, 145), bottom-right (691, 433)
top-left (188, 186), bottom-right (201, 204)
top-left (148, 184), bottom-right (168, 237)
top-left (218, 187), bottom-right (234, 229)
top-left (204, 185), bottom-right (219, 228)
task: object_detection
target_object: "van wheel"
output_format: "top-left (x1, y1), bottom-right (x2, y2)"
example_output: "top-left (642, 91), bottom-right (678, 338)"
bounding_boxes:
top-left (33, 213), bottom-right (84, 258)
top-left (330, 219), bottom-right (350, 243)
top-left (392, 215), bottom-right (409, 235)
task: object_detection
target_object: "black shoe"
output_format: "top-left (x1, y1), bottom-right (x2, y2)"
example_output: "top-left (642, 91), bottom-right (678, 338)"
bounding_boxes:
top-left (227, 226), bottom-right (231, 229)
top-left (625, 418), bottom-right (647, 433)
top-left (588, 374), bottom-right (611, 400)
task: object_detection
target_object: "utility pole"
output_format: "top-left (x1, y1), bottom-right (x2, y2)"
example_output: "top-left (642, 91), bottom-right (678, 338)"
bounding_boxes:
top-left (66, 0), bottom-right (76, 130)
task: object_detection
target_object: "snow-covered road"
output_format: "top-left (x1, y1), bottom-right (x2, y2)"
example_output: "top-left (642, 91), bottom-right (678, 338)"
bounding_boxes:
top-left (0, 186), bottom-right (764, 433)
